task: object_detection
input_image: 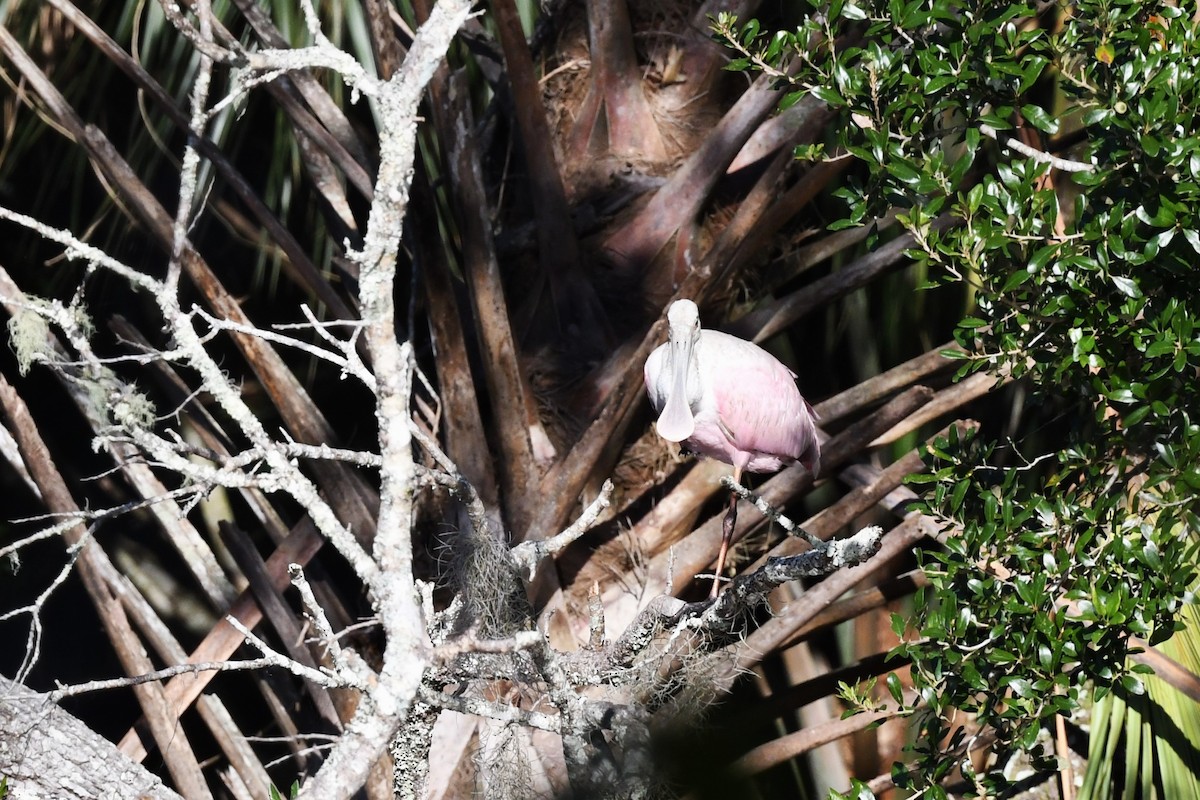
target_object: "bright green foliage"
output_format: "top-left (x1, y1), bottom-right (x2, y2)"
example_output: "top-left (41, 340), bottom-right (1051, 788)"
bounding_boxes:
top-left (829, 777), bottom-right (880, 800)
top-left (1081, 603), bottom-right (1200, 800)
top-left (268, 780), bottom-right (300, 800)
top-left (902, 426), bottom-right (1196, 793)
top-left (716, 0), bottom-right (1200, 794)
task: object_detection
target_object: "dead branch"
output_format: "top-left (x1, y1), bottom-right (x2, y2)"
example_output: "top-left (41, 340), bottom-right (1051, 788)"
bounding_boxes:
top-left (0, 676), bottom-right (185, 800)
top-left (512, 479), bottom-right (615, 579)
top-left (0, 372), bottom-right (213, 798)
top-left (0, 23), bottom-right (382, 547)
top-left (732, 705), bottom-right (904, 776)
top-left (290, 2), bottom-right (476, 795)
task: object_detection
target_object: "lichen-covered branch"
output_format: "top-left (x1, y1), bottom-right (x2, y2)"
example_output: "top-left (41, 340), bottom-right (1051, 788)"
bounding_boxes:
top-left (290, 1), bottom-right (475, 796)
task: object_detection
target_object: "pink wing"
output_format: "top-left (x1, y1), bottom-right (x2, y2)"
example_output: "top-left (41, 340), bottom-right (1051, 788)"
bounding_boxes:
top-left (705, 331), bottom-right (820, 474)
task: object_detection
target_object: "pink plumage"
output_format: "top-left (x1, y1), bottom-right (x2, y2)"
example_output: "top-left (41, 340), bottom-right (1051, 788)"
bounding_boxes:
top-left (644, 299), bottom-right (819, 478)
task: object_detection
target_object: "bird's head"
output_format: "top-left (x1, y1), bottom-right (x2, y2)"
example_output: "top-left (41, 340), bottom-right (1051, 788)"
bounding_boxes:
top-left (667, 298), bottom-right (701, 334)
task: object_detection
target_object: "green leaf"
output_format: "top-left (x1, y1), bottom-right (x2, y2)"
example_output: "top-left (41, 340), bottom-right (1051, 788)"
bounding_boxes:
top-left (1145, 339), bottom-right (1176, 358)
top-left (1021, 104), bottom-right (1059, 134)
top-left (1017, 56), bottom-right (1050, 92)
top-left (1028, 245), bottom-right (1056, 273)
top-left (740, 18), bottom-right (761, 46)
top-left (1001, 269), bottom-right (1031, 293)
top-left (842, 2), bottom-right (867, 19)
top-left (950, 479), bottom-right (970, 512)
top-left (979, 113), bottom-right (1013, 131)
top-left (886, 672), bottom-right (904, 704)
top-left (1120, 674), bottom-right (1146, 696)
top-left (811, 85), bottom-right (846, 106)
top-left (779, 90), bottom-right (806, 110)
top-left (830, 778), bottom-right (879, 800)
top-left (1111, 275), bottom-right (1142, 298)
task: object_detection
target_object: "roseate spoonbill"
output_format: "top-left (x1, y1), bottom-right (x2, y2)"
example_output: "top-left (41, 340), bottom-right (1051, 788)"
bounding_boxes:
top-left (644, 299), bottom-right (820, 598)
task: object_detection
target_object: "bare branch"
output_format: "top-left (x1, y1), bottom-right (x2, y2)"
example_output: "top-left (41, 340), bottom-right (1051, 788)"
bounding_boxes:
top-left (228, 616), bottom-right (351, 690)
top-left (166, 0), bottom-right (215, 293)
top-left (511, 480), bottom-right (615, 579)
top-left (289, 563), bottom-right (373, 687)
top-left (433, 630), bottom-right (545, 663)
top-left (192, 306), bottom-right (377, 391)
top-left (292, 2), bottom-right (475, 796)
top-left (722, 475), bottom-right (823, 548)
top-left (416, 686), bottom-right (561, 732)
top-left (979, 122), bottom-right (1094, 173)
top-left (46, 657), bottom-right (301, 701)
top-left (0, 207), bottom-right (163, 293)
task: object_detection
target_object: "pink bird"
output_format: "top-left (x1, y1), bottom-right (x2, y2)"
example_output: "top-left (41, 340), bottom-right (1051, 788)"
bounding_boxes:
top-left (644, 299), bottom-right (820, 598)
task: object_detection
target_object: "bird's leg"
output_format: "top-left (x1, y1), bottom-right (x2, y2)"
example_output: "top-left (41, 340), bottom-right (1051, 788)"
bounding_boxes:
top-left (721, 475), bottom-right (825, 550)
top-left (710, 467), bottom-right (741, 599)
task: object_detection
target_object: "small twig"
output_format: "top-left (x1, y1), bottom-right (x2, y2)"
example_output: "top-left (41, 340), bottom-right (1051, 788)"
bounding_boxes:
top-left (511, 480), bottom-right (615, 579)
top-left (288, 563), bottom-right (370, 686)
top-left (0, 517), bottom-right (80, 561)
top-left (244, 47), bottom-right (380, 95)
top-left (192, 306), bottom-right (376, 390)
top-left (722, 475), bottom-right (823, 548)
top-left (166, 0), bottom-right (215, 295)
top-left (587, 582), bottom-right (605, 650)
top-left (416, 685), bottom-right (561, 732)
top-left (0, 207), bottom-right (163, 293)
top-left (979, 123), bottom-right (1094, 173)
top-left (297, 0), bottom-right (325, 40)
top-left (407, 420), bottom-right (492, 539)
top-left (227, 616), bottom-right (350, 689)
top-left (154, 0), bottom-right (241, 64)
top-left (432, 629), bottom-right (545, 664)
top-left (47, 656), bottom-right (289, 701)
top-left (277, 436), bottom-right (384, 469)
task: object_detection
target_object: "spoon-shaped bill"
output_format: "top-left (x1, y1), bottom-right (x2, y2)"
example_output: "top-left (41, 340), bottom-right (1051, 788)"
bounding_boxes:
top-left (654, 328), bottom-right (696, 442)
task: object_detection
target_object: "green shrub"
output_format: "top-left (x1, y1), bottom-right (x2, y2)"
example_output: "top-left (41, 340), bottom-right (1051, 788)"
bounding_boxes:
top-left (718, 1), bottom-right (1200, 793)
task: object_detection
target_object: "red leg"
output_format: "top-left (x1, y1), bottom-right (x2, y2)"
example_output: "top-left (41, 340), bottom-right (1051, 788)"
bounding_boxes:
top-left (710, 466), bottom-right (742, 599)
